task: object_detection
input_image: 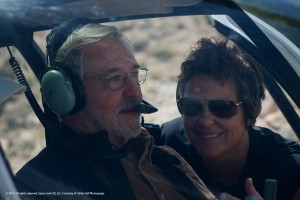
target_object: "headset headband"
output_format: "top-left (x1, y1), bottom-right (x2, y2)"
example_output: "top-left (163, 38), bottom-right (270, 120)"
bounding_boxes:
top-left (46, 17), bottom-right (93, 64)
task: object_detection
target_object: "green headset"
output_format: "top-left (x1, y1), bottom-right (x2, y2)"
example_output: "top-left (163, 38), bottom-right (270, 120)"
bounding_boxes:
top-left (41, 18), bottom-right (93, 115)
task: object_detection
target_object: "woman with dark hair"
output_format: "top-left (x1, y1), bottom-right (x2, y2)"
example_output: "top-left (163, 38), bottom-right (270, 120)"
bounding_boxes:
top-left (162, 37), bottom-right (300, 200)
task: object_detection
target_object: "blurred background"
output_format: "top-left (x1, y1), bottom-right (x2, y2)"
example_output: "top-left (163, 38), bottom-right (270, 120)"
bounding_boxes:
top-left (0, 15), bottom-right (299, 174)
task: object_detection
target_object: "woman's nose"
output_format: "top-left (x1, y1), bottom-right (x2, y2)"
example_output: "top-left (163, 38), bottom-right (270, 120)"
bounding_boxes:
top-left (197, 105), bottom-right (215, 127)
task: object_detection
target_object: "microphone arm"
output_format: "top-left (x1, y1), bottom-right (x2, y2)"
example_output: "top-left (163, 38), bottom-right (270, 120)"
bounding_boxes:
top-left (133, 100), bottom-right (158, 114)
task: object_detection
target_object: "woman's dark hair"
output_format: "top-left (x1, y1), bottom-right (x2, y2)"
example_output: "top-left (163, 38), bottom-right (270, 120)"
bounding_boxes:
top-left (177, 37), bottom-right (265, 126)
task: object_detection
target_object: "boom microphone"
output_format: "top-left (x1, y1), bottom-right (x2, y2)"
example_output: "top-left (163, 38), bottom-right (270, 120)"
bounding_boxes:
top-left (133, 100), bottom-right (158, 114)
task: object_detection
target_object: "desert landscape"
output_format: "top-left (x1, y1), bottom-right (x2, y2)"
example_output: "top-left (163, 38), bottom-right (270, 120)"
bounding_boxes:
top-left (0, 15), bottom-right (299, 174)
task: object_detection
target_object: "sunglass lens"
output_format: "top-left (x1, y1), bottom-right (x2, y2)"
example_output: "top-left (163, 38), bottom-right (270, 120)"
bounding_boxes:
top-left (209, 100), bottom-right (238, 118)
top-left (179, 98), bottom-right (202, 117)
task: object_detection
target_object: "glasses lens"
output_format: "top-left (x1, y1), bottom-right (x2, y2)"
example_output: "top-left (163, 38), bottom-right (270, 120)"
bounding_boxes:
top-left (138, 68), bottom-right (147, 84)
top-left (106, 71), bottom-right (125, 90)
top-left (209, 100), bottom-right (238, 118)
top-left (178, 98), bottom-right (202, 117)
top-left (107, 68), bottom-right (148, 89)
top-left (178, 98), bottom-right (240, 118)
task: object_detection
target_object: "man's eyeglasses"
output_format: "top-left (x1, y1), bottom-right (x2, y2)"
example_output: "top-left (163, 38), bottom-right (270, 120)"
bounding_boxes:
top-left (84, 67), bottom-right (148, 90)
top-left (177, 97), bottom-right (243, 118)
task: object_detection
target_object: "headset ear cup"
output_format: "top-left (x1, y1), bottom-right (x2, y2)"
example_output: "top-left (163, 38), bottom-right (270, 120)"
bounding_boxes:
top-left (43, 18), bottom-right (91, 115)
top-left (41, 69), bottom-right (76, 115)
top-left (41, 68), bottom-right (85, 115)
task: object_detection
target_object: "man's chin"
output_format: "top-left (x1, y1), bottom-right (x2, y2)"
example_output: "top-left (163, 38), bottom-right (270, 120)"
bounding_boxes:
top-left (108, 125), bottom-right (141, 147)
top-left (101, 112), bottom-right (141, 143)
top-left (112, 117), bottom-right (141, 137)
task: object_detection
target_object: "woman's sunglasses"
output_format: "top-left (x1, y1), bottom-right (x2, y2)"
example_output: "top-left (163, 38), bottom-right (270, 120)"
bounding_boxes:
top-left (177, 97), bottom-right (243, 118)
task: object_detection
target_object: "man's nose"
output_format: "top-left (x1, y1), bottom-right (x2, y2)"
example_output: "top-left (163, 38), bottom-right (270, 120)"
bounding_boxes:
top-left (123, 76), bottom-right (142, 98)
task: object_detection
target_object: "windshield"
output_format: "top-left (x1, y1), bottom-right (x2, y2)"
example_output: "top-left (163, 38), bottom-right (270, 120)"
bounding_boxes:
top-left (0, 1), bottom-right (299, 200)
top-left (1, 14), bottom-right (298, 174)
